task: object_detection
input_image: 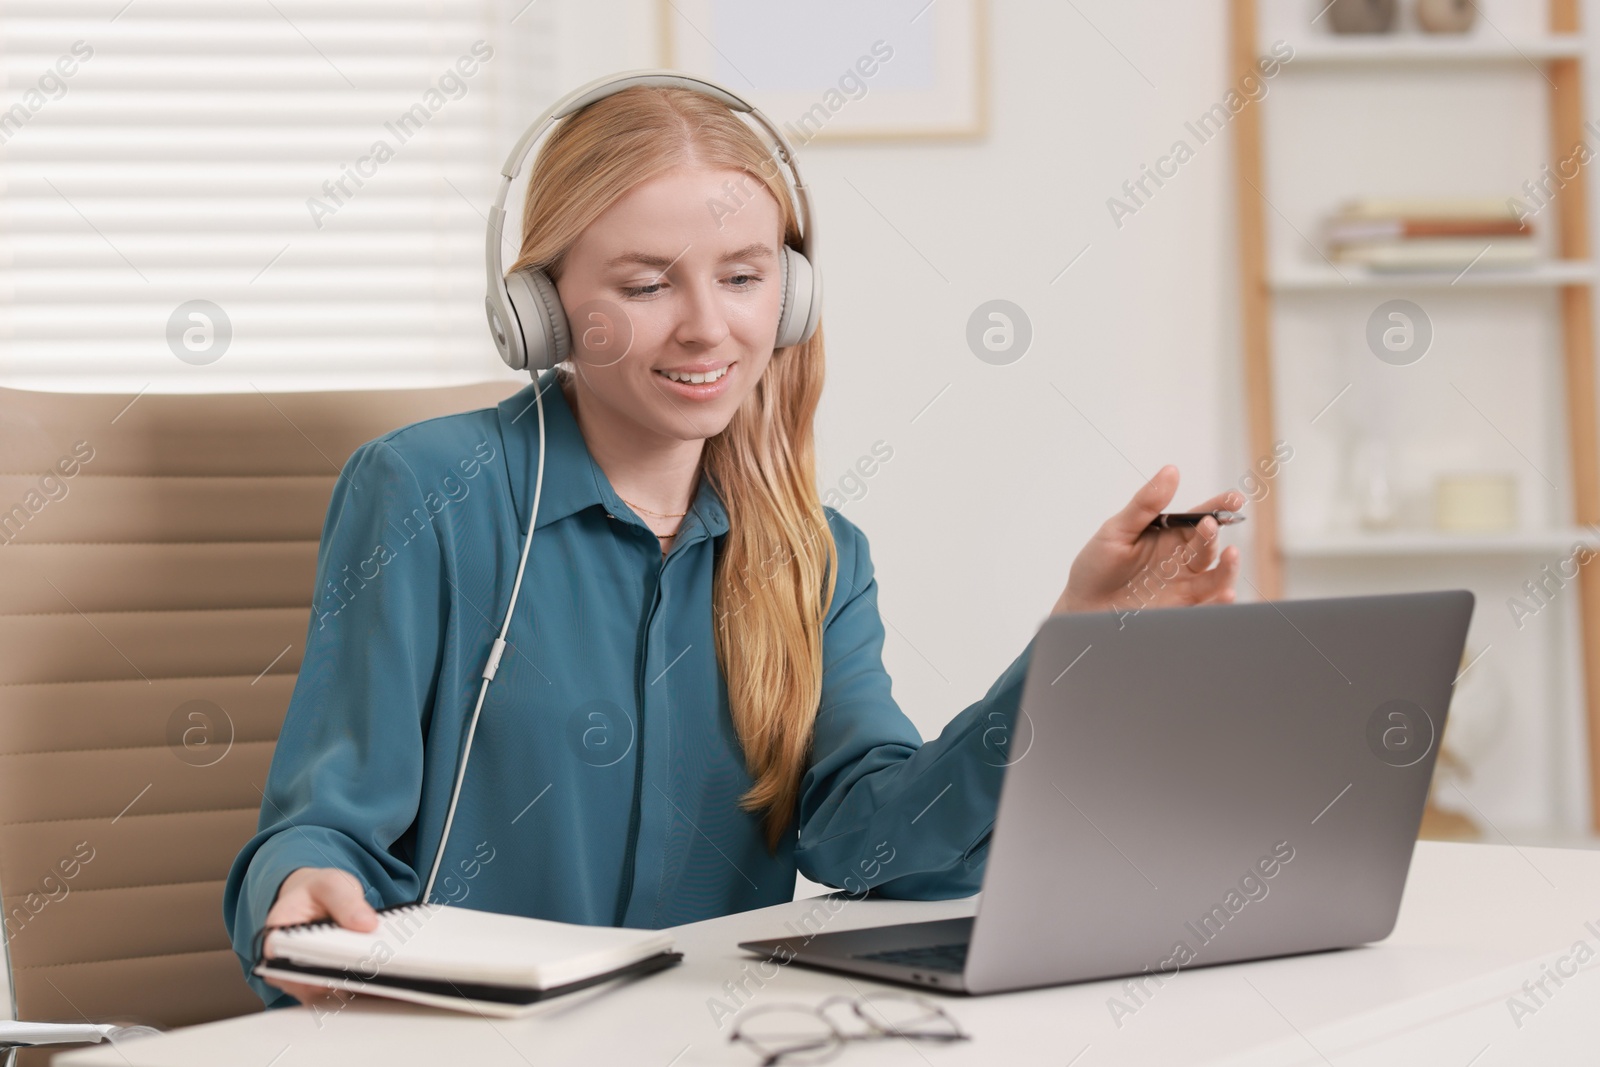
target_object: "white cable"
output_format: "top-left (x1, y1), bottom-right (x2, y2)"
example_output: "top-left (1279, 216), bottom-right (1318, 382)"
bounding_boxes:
top-left (422, 379), bottom-right (547, 904)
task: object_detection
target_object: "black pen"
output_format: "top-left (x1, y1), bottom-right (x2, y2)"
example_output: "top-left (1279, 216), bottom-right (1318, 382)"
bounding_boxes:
top-left (1145, 510), bottom-right (1247, 531)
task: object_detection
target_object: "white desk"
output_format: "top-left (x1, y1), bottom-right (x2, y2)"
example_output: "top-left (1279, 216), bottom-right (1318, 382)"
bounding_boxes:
top-left (59, 841), bottom-right (1600, 1066)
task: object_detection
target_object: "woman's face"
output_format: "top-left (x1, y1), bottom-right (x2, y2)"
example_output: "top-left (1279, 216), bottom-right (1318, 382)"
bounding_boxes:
top-left (554, 163), bottom-right (786, 442)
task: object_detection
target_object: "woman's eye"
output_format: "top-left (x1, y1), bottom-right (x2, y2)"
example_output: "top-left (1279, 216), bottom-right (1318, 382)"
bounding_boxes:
top-left (620, 283), bottom-right (662, 298)
top-left (728, 273), bottom-right (760, 288)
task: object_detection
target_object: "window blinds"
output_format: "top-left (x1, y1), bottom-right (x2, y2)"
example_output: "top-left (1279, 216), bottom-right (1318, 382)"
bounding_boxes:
top-left (0, 0), bottom-right (543, 392)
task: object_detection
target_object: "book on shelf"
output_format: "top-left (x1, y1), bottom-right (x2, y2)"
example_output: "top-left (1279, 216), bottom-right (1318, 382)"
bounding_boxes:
top-left (1326, 217), bottom-right (1529, 243)
top-left (1331, 238), bottom-right (1537, 270)
top-left (1325, 197), bottom-right (1536, 271)
top-left (252, 902), bottom-right (683, 1018)
top-left (1335, 197), bottom-right (1528, 222)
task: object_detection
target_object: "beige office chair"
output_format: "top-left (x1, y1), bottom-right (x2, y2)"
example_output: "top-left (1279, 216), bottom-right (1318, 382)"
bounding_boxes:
top-left (0, 381), bottom-right (522, 1063)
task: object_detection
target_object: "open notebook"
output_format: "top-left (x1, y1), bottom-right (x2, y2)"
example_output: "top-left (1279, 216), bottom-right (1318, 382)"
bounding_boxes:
top-left (253, 903), bottom-right (682, 1017)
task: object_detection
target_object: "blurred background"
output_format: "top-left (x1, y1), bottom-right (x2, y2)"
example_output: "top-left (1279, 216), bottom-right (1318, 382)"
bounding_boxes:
top-left (4, 0), bottom-right (1600, 969)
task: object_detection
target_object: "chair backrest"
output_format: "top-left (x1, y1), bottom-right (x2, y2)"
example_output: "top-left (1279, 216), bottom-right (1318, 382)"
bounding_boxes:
top-left (0, 381), bottom-right (523, 1032)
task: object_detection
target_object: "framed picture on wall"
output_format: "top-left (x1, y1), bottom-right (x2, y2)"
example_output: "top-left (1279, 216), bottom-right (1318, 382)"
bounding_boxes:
top-left (657, 0), bottom-right (988, 143)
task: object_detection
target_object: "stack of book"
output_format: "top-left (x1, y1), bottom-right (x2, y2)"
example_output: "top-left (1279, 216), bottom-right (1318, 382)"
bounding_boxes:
top-left (1324, 198), bottom-right (1535, 271)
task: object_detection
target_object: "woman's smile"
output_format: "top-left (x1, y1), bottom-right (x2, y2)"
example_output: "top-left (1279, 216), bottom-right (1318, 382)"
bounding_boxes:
top-left (652, 359), bottom-right (735, 400)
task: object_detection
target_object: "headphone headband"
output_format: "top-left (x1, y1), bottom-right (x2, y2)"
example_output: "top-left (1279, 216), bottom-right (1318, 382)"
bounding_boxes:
top-left (485, 69), bottom-right (821, 371)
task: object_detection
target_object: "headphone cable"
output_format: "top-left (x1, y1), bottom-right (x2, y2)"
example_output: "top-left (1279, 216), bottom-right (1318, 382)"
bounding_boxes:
top-left (421, 376), bottom-right (548, 904)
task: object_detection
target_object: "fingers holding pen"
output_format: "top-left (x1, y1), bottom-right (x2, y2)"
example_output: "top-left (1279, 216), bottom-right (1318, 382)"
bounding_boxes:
top-left (1168, 487), bottom-right (1245, 574)
top-left (1179, 517), bottom-right (1221, 573)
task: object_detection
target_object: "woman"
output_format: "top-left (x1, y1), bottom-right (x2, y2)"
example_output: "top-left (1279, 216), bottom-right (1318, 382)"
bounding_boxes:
top-left (223, 82), bottom-right (1242, 1008)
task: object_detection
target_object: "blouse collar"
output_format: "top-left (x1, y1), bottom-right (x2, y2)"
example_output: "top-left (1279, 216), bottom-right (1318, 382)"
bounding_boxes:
top-left (494, 369), bottom-right (730, 542)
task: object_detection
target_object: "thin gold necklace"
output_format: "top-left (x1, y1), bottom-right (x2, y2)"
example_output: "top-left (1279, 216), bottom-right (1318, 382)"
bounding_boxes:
top-left (620, 496), bottom-right (687, 519)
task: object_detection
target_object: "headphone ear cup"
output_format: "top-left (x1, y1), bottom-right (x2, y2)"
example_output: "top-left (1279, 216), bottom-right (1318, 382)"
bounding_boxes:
top-left (773, 245), bottom-right (819, 350)
top-left (504, 267), bottom-right (571, 372)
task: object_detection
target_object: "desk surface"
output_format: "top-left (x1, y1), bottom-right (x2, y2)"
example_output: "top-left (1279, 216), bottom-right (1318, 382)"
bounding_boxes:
top-left (60, 841), bottom-right (1600, 1067)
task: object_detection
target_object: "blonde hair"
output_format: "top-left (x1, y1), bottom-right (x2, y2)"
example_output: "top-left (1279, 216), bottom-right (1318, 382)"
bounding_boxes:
top-left (506, 86), bottom-right (838, 852)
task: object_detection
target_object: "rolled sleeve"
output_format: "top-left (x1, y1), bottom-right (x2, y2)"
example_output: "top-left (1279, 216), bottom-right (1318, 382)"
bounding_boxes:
top-left (222, 439), bottom-right (447, 1007)
top-left (794, 513), bottom-right (1038, 900)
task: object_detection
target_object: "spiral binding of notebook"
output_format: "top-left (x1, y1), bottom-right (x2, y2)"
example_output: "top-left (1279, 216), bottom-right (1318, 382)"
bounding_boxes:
top-left (250, 900), bottom-right (433, 973)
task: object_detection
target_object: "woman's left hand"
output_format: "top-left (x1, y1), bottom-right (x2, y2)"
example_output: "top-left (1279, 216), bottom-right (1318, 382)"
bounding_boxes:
top-left (1052, 465), bottom-right (1243, 617)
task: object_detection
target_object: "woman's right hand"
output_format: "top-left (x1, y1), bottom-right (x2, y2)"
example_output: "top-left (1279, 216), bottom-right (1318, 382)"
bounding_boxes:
top-left (260, 867), bottom-right (381, 1005)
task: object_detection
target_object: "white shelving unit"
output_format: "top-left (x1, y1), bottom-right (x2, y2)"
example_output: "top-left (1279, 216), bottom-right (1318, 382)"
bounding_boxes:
top-left (1232, 0), bottom-right (1600, 838)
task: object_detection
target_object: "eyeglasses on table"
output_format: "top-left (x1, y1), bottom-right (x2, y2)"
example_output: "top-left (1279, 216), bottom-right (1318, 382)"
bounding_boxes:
top-left (728, 990), bottom-right (970, 1065)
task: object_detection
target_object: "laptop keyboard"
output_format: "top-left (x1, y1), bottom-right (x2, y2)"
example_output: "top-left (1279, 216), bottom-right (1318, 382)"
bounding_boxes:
top-left (853, 942), bottom-right (969, 972)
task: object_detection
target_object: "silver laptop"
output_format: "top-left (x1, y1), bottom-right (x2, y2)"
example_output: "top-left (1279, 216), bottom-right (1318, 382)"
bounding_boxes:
top-left (739, 590), bottom-right (1474, 995)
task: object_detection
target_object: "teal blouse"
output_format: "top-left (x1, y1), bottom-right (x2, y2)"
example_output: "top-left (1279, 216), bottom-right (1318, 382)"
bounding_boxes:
top-left (223, 369), bottom-right (1038, 1008)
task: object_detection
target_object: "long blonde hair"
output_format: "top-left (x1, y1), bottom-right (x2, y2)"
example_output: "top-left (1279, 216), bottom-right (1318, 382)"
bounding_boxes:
top-left (507, 85), bottom-right (838, 852)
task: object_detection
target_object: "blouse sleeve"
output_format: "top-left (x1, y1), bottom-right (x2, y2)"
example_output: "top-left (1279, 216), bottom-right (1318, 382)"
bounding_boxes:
top-left (221, 438), bottom-right (446, 1008)
top-left (793, 513), bottom-right (1039, 899)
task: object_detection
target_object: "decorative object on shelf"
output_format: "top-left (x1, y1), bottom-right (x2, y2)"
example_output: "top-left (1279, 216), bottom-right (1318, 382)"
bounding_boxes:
top-left (1434, 472), bottom-right (1517, 532)
top-left (1416, 0), bottom-right (1477, 34)
top-left (1327, 0), bottom-right (1398, 34)
top-left (1420, 644), bottom-right (1508, 842)
top-left (1350, 438), bottom-right (1401, 530)
top-left (1325, 198), bottom-right (1534, 272)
